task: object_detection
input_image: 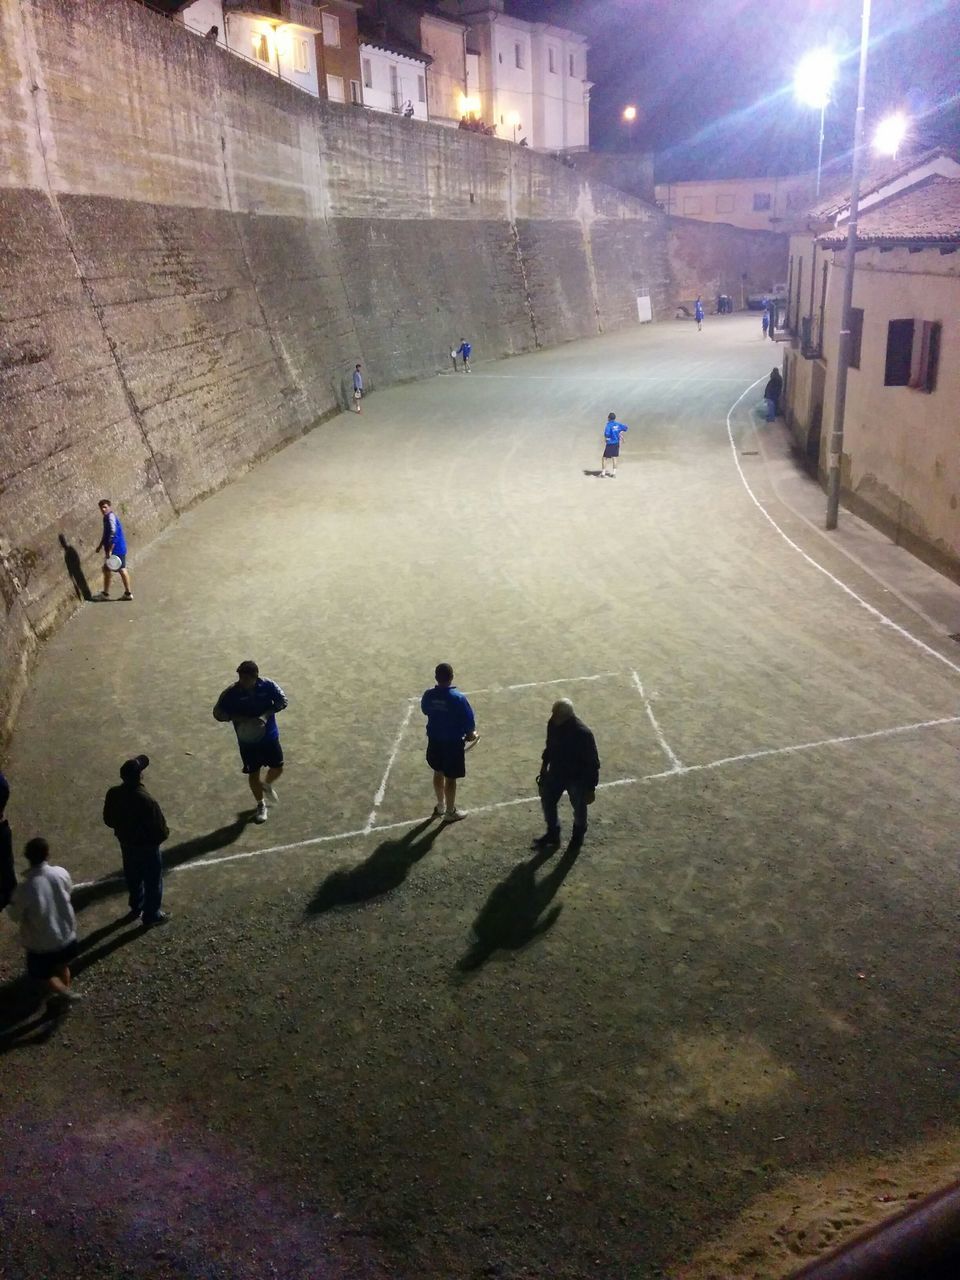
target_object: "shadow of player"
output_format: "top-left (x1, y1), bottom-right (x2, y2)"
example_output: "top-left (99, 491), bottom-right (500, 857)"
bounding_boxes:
top-left (72, 813), bottom-right (251, 913)
top-left (456, 840), bottom-right (582, 972)
top-left (59, 532), bottom-right (91, 601)
top-left (306, 817), bottom-right (443, 912)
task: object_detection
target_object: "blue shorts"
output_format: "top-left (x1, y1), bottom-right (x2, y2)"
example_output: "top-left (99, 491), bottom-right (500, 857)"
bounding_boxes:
top-left (239, 737), bottom-right (284, 774)
top-left (426, 739), bottom-right (466, 779)
top-left (603, 443), bottom-right (620, 458)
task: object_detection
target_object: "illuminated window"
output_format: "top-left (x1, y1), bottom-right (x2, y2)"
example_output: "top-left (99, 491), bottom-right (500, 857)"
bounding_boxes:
top-left (293, 37), bottom-right (309, 73)
top-left (252, 32), bottom-right (270, 64)
top-left (322, 12), bottom-right (340, 48)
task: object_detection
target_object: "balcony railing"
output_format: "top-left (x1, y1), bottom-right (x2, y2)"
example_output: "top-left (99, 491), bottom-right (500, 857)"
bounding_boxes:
top-left (222, 0), bottom-right (324, 31)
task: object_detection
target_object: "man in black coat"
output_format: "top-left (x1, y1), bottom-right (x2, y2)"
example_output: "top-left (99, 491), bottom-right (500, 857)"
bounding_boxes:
top-left (534, 699), bottom-right (600, 852)
top-left (103, 755), bottom-right (170, 926)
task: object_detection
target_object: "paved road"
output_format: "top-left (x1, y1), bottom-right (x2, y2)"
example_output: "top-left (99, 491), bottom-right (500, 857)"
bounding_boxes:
top-left (2, 316), bottom-right (958, 1280)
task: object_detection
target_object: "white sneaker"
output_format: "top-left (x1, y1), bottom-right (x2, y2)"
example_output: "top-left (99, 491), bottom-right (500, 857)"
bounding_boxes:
top-left (262, 784), bottom-right (279, 806)
top-left (443, 808), bottom-right (466, 823)
top-left (432, 804), bottom-right (445, 818)
top-left (254, 801), bottom-right (268, 823)
top-left (92, 591), bottom-right (109, 601)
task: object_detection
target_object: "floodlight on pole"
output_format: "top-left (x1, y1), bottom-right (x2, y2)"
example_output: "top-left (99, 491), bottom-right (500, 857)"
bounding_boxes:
top-left (795, 49), bottom-right (837, 197)
top-left (873, 111), bottom-right (907, 158)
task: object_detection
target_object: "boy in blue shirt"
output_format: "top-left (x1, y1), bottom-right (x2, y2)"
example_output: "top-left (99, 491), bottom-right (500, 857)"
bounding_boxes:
top-left (420, 663), bottom-right (477, 822)
top-left (213, 660), bottom-right (288, 824)
top-left (93, 498), bottom-right (133, 601)
top-left (694, 295), bottom-right (704, 331)
top-left (352, 363), bottom-right (363, 412)
top-left (456, 339), bottom-right (472, 372)
top-left (601, 412), bottom-right (628, 477)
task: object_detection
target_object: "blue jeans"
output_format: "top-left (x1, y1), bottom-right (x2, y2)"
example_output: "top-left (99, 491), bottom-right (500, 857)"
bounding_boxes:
top-left (121, 843), bottom-right (163, 920)
top-left (540, 776), bottom-right (589, 835)
top-left (764, 397), bottom-right (776, 422)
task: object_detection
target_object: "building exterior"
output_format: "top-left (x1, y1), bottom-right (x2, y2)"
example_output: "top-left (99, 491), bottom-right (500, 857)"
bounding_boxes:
top-left (315, 2), bottom-right (363, 105)
top-left (358, 17), bottom-right (430, 120)
top-left (782, 172), bottom-right (960, 581)
top-left (449, 1), bottom-right (590, 150)
top-left (180, 0), bottom-right (324, 97)
top-left (654, 174), bottom-right (818, 232)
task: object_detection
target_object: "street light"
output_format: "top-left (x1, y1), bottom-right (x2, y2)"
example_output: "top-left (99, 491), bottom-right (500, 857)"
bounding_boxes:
top-left (622, 104), bottom-right (637, 148)
top-left (507, 110), bottom-right (522, 143)
top-left (873, 111), bottom-right (907, 158)
top-left (794, 49), bottom-right (837, 197)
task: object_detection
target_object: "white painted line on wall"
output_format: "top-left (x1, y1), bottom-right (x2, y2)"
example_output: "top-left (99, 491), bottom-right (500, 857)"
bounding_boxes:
top-left (631, 670), bottom-right (684, 772)
top-left (72, 711), bottom-right (960, 891)
top-left (726, 379), bottom-right (960, 679)
top-left (363, 701), bottom-right (415, 833)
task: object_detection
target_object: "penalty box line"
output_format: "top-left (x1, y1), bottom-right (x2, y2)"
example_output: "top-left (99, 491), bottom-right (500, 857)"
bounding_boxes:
top-left (74, 710), bottom-right (960, 890)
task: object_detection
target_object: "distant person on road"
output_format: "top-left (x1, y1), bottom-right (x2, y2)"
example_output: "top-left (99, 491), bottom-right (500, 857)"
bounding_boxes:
top-left (457, 339), bottom-right (472, 372)
top-left (533, 699), bottom-right (600, 852)
top-left (0, 768), bottom-right (15, 912)
top-left (601, 412), bottom-right (628, 477)
top-left (421, 663), bottom-right (477, 823)
top-left (694, 296), bottom-right (704, 331)
top-left (103, 754), bottom-right (170, 926)
top-left (352, 363), bottom-right (363, 412)
top-left (763, 368), bottom-right (782, 422)
top-left (94, 498), bottom-right (133, 602)
top-left (214, 660), bottom-right (288, 824)
top-left (7, 837), bottom-right (81, 1007)
top-left (761, 308), bottom-right (770, 339)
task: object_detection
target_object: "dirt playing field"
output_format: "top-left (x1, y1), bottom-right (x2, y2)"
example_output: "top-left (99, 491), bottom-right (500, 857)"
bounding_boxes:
top-left (1, 316), bottom-right (958, 1279)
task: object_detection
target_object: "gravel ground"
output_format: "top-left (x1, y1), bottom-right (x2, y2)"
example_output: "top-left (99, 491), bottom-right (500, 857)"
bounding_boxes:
top-left (1, 318), bottom-right (958, 1279)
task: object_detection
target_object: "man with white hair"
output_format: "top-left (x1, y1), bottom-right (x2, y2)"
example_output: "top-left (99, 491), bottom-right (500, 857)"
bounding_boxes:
top-left (534, 698), bottom-right (600, 851)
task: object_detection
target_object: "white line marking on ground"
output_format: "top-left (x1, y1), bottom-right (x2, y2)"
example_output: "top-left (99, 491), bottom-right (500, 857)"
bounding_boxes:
top-left (364, 702), bottom-right (415, 833)
top-left (726, 379), bottom-right (960, 679)
top-left (71, 712), bottom-right (960, 891)
top-left (631, 671), bottom-right (684, 772)
top-left (462, 671), bottom-right (620, 696)
top-left (469, 374), bottom-right (749, 383)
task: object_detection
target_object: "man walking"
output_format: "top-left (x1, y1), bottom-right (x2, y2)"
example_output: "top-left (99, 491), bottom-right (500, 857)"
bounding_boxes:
top-left (0, 768), bottom-right (15, 911)
top-left (456, 338), bottom-right (472, 372)
top-left (7, 837), bottom-right (82, 1006)
top-left (420, 663), bottom-right (477, 822)
top-left (214, 660), bottom-right (288, 824)
top-left (694, 296), bottom-right (704, 331)
top-left (761, 307), bottom-right (770, 340)
top-left (102, 754), bottom-right (170, 926)
top-left (601, 412), bottom-right (629, 477)
top-left (533, 698), bottom-right (600, 852)
top-left (94, 498), bottom-right (133, 601)
top-left (352, 363), bottom-right (363, 412)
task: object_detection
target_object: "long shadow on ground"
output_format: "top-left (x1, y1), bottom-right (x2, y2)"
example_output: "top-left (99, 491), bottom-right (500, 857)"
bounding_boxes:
top-left (72, 813), bottom-right (251, 912)
top-left (457, 841), bottom-right (582, 971)
top-left (306, 817), bottom-right (443, 912)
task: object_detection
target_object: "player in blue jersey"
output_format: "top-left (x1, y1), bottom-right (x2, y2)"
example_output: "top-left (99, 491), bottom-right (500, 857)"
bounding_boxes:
top-left (420, 663), bottom-right (477, 822)
top-left (456, 339), bottom-right (472, 372)
top-left (94, 498), bottom-right (133, 601)
top-left (601, 412), bottom-right (628, 477)
top-left (213, 660), bottom-right (288, 824)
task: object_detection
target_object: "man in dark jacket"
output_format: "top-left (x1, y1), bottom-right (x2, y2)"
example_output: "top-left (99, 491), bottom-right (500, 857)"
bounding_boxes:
top-left (534, 699), bottom-right (600, 852)
top-left (103, 755), bottom-right (170, 926)
top-left (0, 768), bottom-right (15, 911)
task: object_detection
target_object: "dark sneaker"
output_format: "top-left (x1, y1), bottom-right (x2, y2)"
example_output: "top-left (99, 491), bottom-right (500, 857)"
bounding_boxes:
top-left (142, 912), bottom-right (171, 927)
top-left (532, 831), bottom-right (561, 850)
top-left (568, 828), bottom-right (586, 849)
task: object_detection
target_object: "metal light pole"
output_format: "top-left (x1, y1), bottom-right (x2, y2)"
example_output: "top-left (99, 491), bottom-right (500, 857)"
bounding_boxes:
top-left (795, 50), bottom-right (837, 199)
top-left (816, 100), bottom-right (826, 197)
top-left (825, 0), bottom-right (872, 530)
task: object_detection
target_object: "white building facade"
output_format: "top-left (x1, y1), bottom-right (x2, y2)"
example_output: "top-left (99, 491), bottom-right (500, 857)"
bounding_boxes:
top-left (359, 39), bottom-right (429, 120)
top-left (180, 0), bottom-right (323, 98)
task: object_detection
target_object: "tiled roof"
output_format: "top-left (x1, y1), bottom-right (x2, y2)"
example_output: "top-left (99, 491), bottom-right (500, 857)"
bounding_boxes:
top-left (357, 17), bottom-right (431, 62)
top-left (806, 147), bottom-right (956, 222)
top-left (818, 176), bottom-right (960, 246)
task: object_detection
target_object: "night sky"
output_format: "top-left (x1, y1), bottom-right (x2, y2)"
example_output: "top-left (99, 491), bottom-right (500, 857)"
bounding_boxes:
top-left (512, 0), bottom-right (960, 180)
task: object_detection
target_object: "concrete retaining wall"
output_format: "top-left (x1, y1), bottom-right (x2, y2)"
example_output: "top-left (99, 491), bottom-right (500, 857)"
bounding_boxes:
top-left (0, 0), bottom-right (674, 743)
top-left (667, 216), bottom-right (789, 310)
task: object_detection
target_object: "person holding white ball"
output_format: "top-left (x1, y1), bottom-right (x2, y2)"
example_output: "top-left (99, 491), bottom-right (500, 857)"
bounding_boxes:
top-left (213, 660), bottom-right (288, 824)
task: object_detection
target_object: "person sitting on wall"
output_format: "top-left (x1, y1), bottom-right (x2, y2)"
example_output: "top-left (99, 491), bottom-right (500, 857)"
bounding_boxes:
top-left (763, 368), bottom-right (783, 422)
top-left (402, 100), bottom-right (414, 118)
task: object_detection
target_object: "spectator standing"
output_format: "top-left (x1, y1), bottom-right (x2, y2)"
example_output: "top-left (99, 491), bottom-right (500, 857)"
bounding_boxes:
top-left (94, 498), bottom-right (133, 602)
top-left (214, 660), bottom-right (288, 824)
top-left (761, 308), bottom-right (770, 340)
top-left (601, 412), bottom-right (629, 478)
top-left (534, 699), bottom-right (600, 852)
top-left (352, 363), bottom-right (363, 413)
top-left (420, 663), bottom-right (477, 822)
top-left (763, 368), bottom-right (783, 422)
top-left (694, 296), bottom-right (704, 331)
top-left (7, 837), bottom-right (82, 1005)
top-left (102, 755), bottom-right (170, 926)
top-left (0, 768), bottom-right (15, 911)
top-left (457, 339), bottom-right (472, 372)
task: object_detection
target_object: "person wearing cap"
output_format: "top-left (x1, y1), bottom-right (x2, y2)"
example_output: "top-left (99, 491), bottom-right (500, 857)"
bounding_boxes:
top-left (7, 836), bottom-right (82, 1005)
top-left (533, 699), bottom-right (600, 852)
top-left (420, 662), bottom-right (477, 822)
top-left (213, 661), bottom-right (288, 824)
top-left (103, 755), bottom-right (170, 926)
top-left (0, 768), bottom-right (16, 911)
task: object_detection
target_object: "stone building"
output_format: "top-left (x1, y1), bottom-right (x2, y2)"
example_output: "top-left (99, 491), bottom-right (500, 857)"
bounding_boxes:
top-left (315, 1), bottom-right (364, 105)
top-left (782, 170), bottom-right (960, 581)
top-left (654, 174), bottom-right (818, 233)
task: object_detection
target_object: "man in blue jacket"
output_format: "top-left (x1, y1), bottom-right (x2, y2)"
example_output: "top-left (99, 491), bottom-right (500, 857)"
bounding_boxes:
top-left (456, 339), bottom-right (472, 372)
top-left (601, 412), bottom-right (629, 477)
top-left (93, 498), bottom-right (133, 601)
top-left (213, 660), bottom-right (288, 824)
top-left (420, 663), bottom-right (477, 822)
